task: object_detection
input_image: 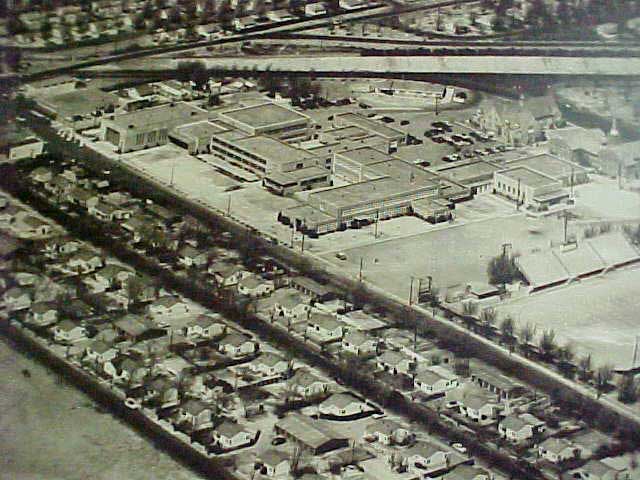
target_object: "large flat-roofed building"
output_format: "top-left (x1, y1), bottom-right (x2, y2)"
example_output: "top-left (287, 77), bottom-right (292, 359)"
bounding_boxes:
top-left (36, 87), bottom-right (120, 130)
top-left (493, 166), bottom-right (569, 211)
top-left (218, 102), bottom-right (314, 142)
top-left (333, 146), bottom-right (395, 182)
top-left (498, 153), bottom-right (589, 186)
top-left (168, 120), bottom-right (228, 154)
top-left (263, 166), bottom-right (331, 195)
top-left (332, 112), bottom-right (407, 151)
top-left (101, 102), bottom-right (209, 153)
top-left (434, 161), bottom-right (502, 195)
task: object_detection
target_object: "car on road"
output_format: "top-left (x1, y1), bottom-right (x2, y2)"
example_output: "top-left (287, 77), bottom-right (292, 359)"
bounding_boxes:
top-left (445, 400), bottom-right (461, 409)
top-left (381, 116), bottom-right (395, 123)
top-left (400, 120), bottom-right (410, 126)
top-left (271, 437), bottom-right (287, 446)
top-left (335, 252), bottom-right (347, 260)
top-left (450, 442), bottom-right (467, 454)
top-left (432, 136), bottom-right (446, 144)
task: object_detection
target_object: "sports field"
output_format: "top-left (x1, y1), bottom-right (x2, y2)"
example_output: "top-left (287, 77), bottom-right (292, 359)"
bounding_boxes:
top-left (319, 214), bottom-right (566, 298)
top-left (497, 267), bottom-right (640, 370)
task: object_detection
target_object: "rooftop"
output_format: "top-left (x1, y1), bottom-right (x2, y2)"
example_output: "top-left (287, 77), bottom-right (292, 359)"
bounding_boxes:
top-left (505, 154), bottom-right (587, 181)
top-left (335, 112), bottom-right (405, 140)
top-left (220, 102), bottom-right (309, 130)
top-left (39, 87), bottom-right (119, 118)
top-left (337, 146), bottom-right (395, 167)
top-left (234, 135), bottom-right (316, 166)
top-left (435, 161), bottom-right (500, 185)
top-left (275, 413), bottom-right (346, 449)
top-left (497, 166), bottom-right (558, 188)
top-left (171, 120), bottom-right (228, 142)
top-left (546, 126), bottom-right (606, 155)
top-left (105, 102), bottom-right (208, 131)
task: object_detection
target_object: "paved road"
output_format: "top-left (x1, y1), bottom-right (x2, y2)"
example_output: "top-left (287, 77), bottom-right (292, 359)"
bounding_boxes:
top-left (81, 54), bottom-right (640, 76)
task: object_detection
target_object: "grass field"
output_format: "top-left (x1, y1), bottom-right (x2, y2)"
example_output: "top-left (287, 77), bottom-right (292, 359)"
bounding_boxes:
top-left (319, 214), bottom-right (566, 298)
top-left (0, 339), bottom-right (203, 480)
top-left (496, 267), bottom-right (640, 370)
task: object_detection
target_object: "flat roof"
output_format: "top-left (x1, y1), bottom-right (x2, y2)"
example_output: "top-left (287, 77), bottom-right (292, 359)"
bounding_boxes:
top-left (309, 177), bottom-right (431, 209)
top-left (553, 244), bottom-right (605, 277)
top-left (337, 146), bottom-right (393, 167)
top-left (507, 154), bottom-right (587, 181)
top-left (171, 120), bottom-right (228, 141)
top-left (106, 102), bottom-right (208, 131)
top-left (40, 88), bottom-right (120, 118)
top-left (335, 112), bottom-right (405, 140)
top-left (436, 161), bottom-right (500, 184)
top-left (265, 166), bottom-right (329, 185)
top-left (220, 102), bottom-right (309, 129)
top-left (283, 204), bottom-right (335, 223)
top-left (235, 136), bottom-right (316, 165)
top-left (322, 126), bottom-right (373, 142)
top-left (497, 166), bottom-right (558, 188)
top-left (366, 159), bottom-right (440, 186)
top-left (516, 250), bottom-right (568, 288)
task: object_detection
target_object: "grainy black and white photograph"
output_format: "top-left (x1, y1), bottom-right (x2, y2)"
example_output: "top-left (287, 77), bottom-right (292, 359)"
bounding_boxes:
top-left (1, 0), bottom-right (640, 479)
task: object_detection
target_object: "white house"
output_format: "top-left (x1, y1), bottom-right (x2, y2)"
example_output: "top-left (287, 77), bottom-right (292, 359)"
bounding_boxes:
top-left (306, 313), bottom-right (344, 342)
top-left (271, 290), bottom-right (312, 321)
top-left (146, 377), bottom-right (180, 409)
top-left (212, 421), bottom-right (257, 451)
top-left (146, 295), bottom-right (189, 317)
top-left (414, 366), bottom-right (460, 396)
top-left (341, 330), bottom-right (379, 356)
top-left (258, 449), bottom-right (291, 477)
top-left (218, 333), bottom-right (257, 357)
top-left (403, 441), bottom-right (452, 473)
top-left (498, 414), bottom-right (545, 443)
top-left (237, 274), bottom-right (275, 298)
top-left (19, 215), bottom-right (53, 238)
top-left (377, 350), bottom-right (415, 376)
top-left (26, 301), bottom-right (58, 327)
top-left (51, 319), bottom-right (88, 344)
top-left (458, 389), bottom-right (502, 426)
top-left (569, 459), bottom-right (629, 480)
top-left (3, 287), bottom-right (32, 312)
top-left (84, 340), bottom-right (118, 365)
top-left (289, 369), bottom-right (330, 398)
top-left (537, 437), bottom-right (580, 464)
top-left (248, 352), bottom-right (289, 377)
top-left (66, 249), bottom-right (104, 274)
top-left (208, 262), bottom-right (250, 287)
top-left (175, 400), bottom-right (213, 431)
top-left (178, 245), bottom-right (208, 269)
top-left (319, 393), bottom-right (369, 418)
top-left (443, 465), bottom-right (493, 480)
top-left (183, 314), bottom-right (226, 340)
top-left (364, 419), bottom-right (410, 446)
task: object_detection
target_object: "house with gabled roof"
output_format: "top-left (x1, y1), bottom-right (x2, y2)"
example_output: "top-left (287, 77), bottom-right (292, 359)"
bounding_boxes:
top-left (402, 441), bottom-right (452, 474)
top-left (51, 319), bottom-right (88, 344)
top-left (237, 273), bottom-right (275, 298)
top-left (66, 186), bottom-right (99, 209)
top-left (271, 289), bottom-right (312, 321)
top-left (19, 215), bottom-right (53, 238)
top-left (341, 330), bottom-right (379, 356)
top-left (218, 332), bottom-right (257, 357)
top-left (3, 286), bottom-right (32, 312)
top-left (364, 419), bottom-right (410, 446)
top-left (66, 248), bottom-right (104, 274)
top-left (377, 350), bottom-right (415, 376)
top-left (568, 459), bottom-right (628, 480)
top-left (208, 261), bottom-right (250, 287)
top-left (318, 393), bottom-right (371, 418)
top-left (306, 313), bottom-right (344, 343)
top-left (457, 387), bottom-right (502, 426)
top-left (178, 245), bottom-right (208, 269)
top-left (114, 315), bottom-right (158, 342)
top-left (84, 339), bottom-right (118, 365)
top-left (414, 365), bottom-right (460, 396)
top-left (175, 399), bottom-right (214, 431)
top-left (498, 413), bottom-right (545, 443)
top-left (537, 437), bottom-right (581, 464)
top-left (258, 449), bottom-right (291, 477)
top-left (211, 420), bottom-right (258, 451)
top-left (26, 301), bottom-right (58, 327)
top-left (183, 314), bottom-right (226, 340)
top-left (288, 369), bottom-right (330, 398)
top-left (248, 352), bottom-right (289, 377)
top-left (146, 295), bottom-right (189, 317)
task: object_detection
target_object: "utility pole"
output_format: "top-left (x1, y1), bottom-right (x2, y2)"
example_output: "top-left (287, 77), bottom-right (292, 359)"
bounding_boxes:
top-left (435, 95), bottom-right (439, 116)
top-left (290, 226), bottom-right (295, 248)
top-left (516, 178), bottom-right (521, 211)
top-left (301, 231), bottom-right (305, 252)
top-left (374, 210), bottom-right (379, 238)
top-left (226, 195), bottom-right (231, 216)
top-left (409, 276), bottom-right (414, 305)
top-left (169, 161), bottom-right (175, 187)
top-left (359, 257), bottom-right (364, 282)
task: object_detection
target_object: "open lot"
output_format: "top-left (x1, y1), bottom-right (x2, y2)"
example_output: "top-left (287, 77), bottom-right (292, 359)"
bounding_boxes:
top-left (0, 339), bottom-right (203, 480)
top-left (573, 175), bottom-right (640, 221)
top-left (496, 266), bottom-right (640, 370)
top-left (319, 213), bottom-right (566, 297)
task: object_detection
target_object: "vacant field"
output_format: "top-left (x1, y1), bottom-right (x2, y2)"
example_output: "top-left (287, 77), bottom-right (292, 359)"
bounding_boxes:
top-left (0, 339), bottom-right (203, 480)
top-left (573, 175), bottom-right (640, 221)
top-left (497, 267), bottom-right (640, 370)
top-left (319, 214), bottom-right (566, 297)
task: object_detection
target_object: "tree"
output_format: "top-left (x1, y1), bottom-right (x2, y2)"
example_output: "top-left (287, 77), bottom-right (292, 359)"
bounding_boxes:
top-left (217, 0), bottom-right (234, 31)
top-left (518, 322), bottom-right (536, 355)
top-left (500, 315), bottom-right (515, 349)
top-left (595, 364), bottom-right (614, 398)
top-left (7, 15), bottom-right (27, 36)
top-left (133, 13), bottom-right (147, 30)
top-left (617, 374), bottom-right (638, 404)
top-left (126, 275), bottom-right (145, 310)
top-left (255, 0), bottom-right (268, 20)
top-left (143, 0), bottom-right (155, 18)
top-left (176, 60), bottom-right (209, 90)
top-left (480, 307), bottom-right (497, 327)
top-left (5, 48), bottom-right (22, 72)
top-left (578, 354), bottom-right (592, 382)
top-left (169, 6), bottom-right (182, 24)
top-left (487, 249), bottom-right (521, 286)
top-left (40, 18), bottom-right (53, 41)
top-left (538, 329), bottom-right (557, 361)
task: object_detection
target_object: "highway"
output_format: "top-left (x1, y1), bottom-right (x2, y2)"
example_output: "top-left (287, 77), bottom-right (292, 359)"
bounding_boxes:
top-left (79, 54), bottom-right (640, 77)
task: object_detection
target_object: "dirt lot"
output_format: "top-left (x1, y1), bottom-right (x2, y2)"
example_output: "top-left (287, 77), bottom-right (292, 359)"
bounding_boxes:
top-left (0, 338), bottom-right (204, 480)
top-left (496, 266), bottom-right (640, 370)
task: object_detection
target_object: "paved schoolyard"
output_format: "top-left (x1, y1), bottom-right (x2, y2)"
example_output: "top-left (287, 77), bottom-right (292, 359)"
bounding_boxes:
top-left (496, 266), bottom-right (640, 371)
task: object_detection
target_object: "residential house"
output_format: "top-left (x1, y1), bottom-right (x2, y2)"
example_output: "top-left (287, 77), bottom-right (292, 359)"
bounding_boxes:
top-left (258, 449), bottom-right (291, 477)
top-left (3, 286), bottom-right (32, 311)
top-left (114, 315), bottom-right (159, 342)
top-left (272, 291), bottom-right (312, 321)
top-left (104, 356), bottom-right (148, 387)
top-left (146, 295), bottom-right (189, 318)
top-left (377, 350), bottom-right (415, 376)
top-left (183, 314), bottom-right (226, 340)
top-left (19, 215), bottom-right (53, 238)
top-left (274, 413), bottom-right (349, 455)
top-left (443, 465), bottom-right (493, 480)
top-left (14, 272), bottom-right (39, 287)
top-left (84, 340), bottom-right (118, 365)
top-left (155, 355), bottom-right (192, 379)
top-left (178, 245), bottom-right (208, 269)
top-left (537, 437), bottom-right (581, 464)
top-left (66, 249), bottom-right (104, 274)
top-left (414, 366), bottom-right (460, 396)
top-left (175, 400), bottom-right (213, 431)
top-left (289, 369), bottom-right (330, 398)
top-left (319, 393), bottom-right (369, 418)
top-left (89, 200), bottom-right (133, 222)
top-left (237, 274), bottom-right (275, 298)
top-left (403, 441), bottom-right (452, 473)
top-left (29, 166), bottom-right (53, 184)
top-left (0, 205), bottom-right (21, 225)
top-left (66, 186), bottom-right (99, 209)
top-left (306, 313), bottom-right (344, 342)
top-left (248, 352), bottom-right (289, 377)
top-left (51, 320), bottom-right (88, 344)
top-left (211, 421), bottom-right (257, 451)
top-left (218, 333), bottom-right (257, 357)
top-left (94, 264), bottom-right (136, 290)
top-left (364, 419), bottom-right (410, 446)
top-left (341, 330), bottom-right (379, 356)
top-left (458, 388), bottom-right (502, 426)
top-left (498, 414), bottom-right (545, 443)
top-left (469, 360), bottom-right (526, 400)
top-left (208, 262), bottom-right (249, 287)
top-left (568, 459), bottom-right (629, 480)
top-left (26, 301), bottom-right (58, 327)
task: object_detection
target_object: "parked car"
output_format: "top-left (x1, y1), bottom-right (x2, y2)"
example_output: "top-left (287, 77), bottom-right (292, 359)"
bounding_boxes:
top-left (450, 442), bottom-right (467, 454)
top-left (335, 252), bottom-right (347, 260)
top-left (400, 120), bottom-right (410, 126)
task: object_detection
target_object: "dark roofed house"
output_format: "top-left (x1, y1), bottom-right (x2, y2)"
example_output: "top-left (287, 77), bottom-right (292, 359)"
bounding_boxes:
top-left (275, 413), bottom-right (349, 455)
top-left (290, 276), bottom-right (337, 301)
